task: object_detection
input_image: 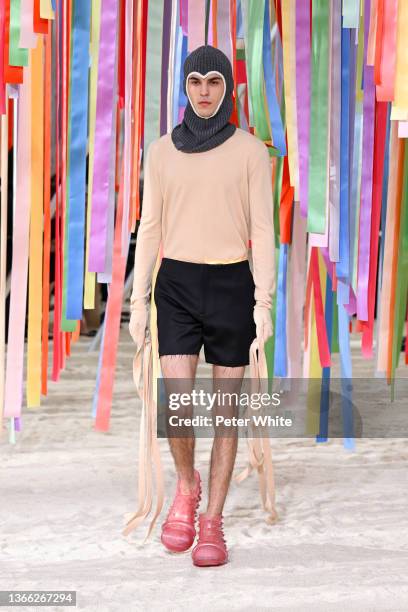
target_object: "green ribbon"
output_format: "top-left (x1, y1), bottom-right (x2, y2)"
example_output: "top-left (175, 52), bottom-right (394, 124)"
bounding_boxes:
top-left (355, 8), bottom-right (365, 104)
top-left (241, 0), bottom-right (271, 141)
top-left (307, 0), bottom-right (330, 234)
top-left (265, 263), bottom-right (277, 389)
top-left (342, 0), bottom-right (361, 29)
top-left (331, 290), bottom-right (339, 353)
top-left (273, 93), bottom-right (287, 243)
top-left (144, 0), bottom-right (164, 151)
top-left (391, 139), bottom-right (408, 382)
top-left (9, 0), bottom-right (28, 67)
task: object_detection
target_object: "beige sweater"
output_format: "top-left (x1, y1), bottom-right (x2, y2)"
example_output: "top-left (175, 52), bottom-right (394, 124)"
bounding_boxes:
top-left (131, 127), bottom-right (276, 310)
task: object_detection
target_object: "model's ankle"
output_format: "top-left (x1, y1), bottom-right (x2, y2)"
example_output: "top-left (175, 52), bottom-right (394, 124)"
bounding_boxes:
top-left (203, 509), bottom-right (222, 518)
top-left (178, 471), bottom-right (197, 494)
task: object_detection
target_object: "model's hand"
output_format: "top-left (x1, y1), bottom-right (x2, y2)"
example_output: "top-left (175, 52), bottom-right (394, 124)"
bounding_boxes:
top-left (129, 299), bottom-right (150, 349)
top-left (253, 305), bottom-right (273, 345)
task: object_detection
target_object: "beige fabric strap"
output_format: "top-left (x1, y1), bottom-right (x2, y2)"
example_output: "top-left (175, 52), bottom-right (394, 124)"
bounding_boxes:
top-left (122, 335), bottom-right (164, 541)
top-left (234, 337), bottom-right (278, 525)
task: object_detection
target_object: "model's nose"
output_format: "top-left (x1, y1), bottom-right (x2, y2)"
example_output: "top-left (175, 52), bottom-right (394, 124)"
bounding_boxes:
top-left (200, 81), bottom-right (209, 95)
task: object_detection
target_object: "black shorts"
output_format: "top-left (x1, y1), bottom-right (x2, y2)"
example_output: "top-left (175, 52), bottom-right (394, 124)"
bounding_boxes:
top-left (153, 257), bottom-right (257, 367)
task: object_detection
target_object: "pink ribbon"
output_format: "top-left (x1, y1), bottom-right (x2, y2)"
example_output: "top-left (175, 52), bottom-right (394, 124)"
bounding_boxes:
top-left (4, 83), bottom-right (31, 418)
top-left (357, 2), bottom-right (375, 322)
top-left (376, 0), bottom-right (398, 102)
top-left (19, 0), bottom-right (37, 48)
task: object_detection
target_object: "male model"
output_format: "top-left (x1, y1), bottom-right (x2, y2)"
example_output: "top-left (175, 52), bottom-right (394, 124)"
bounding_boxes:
top-left (129, 44), bottom-right (276, 566)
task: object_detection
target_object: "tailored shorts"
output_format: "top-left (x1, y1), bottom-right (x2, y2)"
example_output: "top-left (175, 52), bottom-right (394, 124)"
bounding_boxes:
top-left (153, 257), bottom-right (257, 367)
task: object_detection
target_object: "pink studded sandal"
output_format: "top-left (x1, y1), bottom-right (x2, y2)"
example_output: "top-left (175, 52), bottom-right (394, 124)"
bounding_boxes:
top-left (161, 469), bottom-right (201, 553)
top-left (191, 513), bottom-right (228, 566)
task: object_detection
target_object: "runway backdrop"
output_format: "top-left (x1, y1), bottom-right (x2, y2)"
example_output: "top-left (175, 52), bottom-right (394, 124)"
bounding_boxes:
top-left (0, 1), bottom-right (408, 445)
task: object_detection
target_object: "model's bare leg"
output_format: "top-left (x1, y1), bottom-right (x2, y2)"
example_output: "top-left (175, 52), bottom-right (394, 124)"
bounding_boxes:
top-left (160, 354), bottom-right (199, 494)
top-left (206, 364), bottom-right (245, 517)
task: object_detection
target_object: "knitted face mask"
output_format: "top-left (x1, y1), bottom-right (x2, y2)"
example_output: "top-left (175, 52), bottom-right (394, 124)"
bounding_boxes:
top-left (171, 45), bottom-right (237, 154)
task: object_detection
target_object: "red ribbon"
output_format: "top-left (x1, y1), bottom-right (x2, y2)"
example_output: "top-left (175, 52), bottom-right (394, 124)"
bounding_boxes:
top-left (33, 0), bottom-right (48, 34)
top-left (95, 158), bottom-right (128, 431)
top-left (310, 247), bottom-right (331, 368)
top-left (118, 0), bottom-right (126, 109)
top-left (279, 138), bottom-right (294, 244)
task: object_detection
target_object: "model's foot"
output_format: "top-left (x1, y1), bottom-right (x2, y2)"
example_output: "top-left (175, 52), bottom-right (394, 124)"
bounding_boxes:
top-left (161, 469), bottom-right (201, 553)
top-left (191, 512), bottom-right (228, 566)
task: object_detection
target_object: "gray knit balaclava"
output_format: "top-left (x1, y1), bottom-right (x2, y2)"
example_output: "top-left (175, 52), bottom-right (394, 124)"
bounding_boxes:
top-left (171, 45), bottom-right (236, 153)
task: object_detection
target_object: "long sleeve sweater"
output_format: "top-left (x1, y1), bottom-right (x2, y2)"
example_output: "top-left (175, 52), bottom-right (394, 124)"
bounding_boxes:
top-left (130, 127), bottom-right (276, 311)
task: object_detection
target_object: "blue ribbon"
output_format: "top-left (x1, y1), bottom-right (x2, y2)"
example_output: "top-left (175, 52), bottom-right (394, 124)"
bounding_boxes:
top-left (336, 276), bottom-right (349, 305)
top-left (178, 34), bottom-right (188, 110)
top-left (172, 20), bottom-right (183, 127)
top-left (317, 269), bottom-right (333, 443)
top-left (274, 25), bottom-right (284, 103)
top-left (348, 29), bottom-right (358, 283)
top-left (379, 103), bottom-right (392, 281)
top-left (237, 0), bottom-right (244, 38)
top-left (273, 243), bottom-right (288, 377)
top-left (64, 0), bottom-right (91, 321)
top-left (262, 0), bottom-right (286, 155)
top-left (337, 24), bottom-right (351, 280)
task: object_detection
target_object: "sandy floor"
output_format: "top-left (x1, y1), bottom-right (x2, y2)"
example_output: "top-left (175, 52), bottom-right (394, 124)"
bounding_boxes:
top-left (1, 330), bottom-right (408, 612)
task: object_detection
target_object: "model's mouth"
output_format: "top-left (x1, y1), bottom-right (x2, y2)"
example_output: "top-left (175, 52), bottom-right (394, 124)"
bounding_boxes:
top-left (198, 101), bottom-right (211, 106)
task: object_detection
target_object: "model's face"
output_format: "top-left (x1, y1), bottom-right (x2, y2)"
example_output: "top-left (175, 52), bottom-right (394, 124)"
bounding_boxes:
top-left (186, 71), bottom-right (226, 119)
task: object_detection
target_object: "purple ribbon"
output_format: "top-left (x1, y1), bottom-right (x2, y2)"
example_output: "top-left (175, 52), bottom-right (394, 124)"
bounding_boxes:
top-left (180, 0), bottom-right (188, 35)
top-left (295, 0), bottom-right (310, 218)
top-left (89, 0), bottom-right (119, 272)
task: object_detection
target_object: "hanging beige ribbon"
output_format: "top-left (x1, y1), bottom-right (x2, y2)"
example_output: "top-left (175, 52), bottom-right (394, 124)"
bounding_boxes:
top-left (234, 337), bottom-right (278, 525)
top-left (122, 331), bottom-right (164, 542)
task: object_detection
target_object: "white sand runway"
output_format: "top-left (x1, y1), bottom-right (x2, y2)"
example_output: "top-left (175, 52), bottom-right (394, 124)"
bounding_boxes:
top-left (1, 331), bottom-right (408, 612)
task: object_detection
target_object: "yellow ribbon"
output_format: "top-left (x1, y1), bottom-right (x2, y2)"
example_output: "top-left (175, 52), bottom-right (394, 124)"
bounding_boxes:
top-left (393, 0), bottom-right (408, 114)
top-left (281, 0), bottom-right (299, 200)
top-left (40, 0), bottom-right (55, 19)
